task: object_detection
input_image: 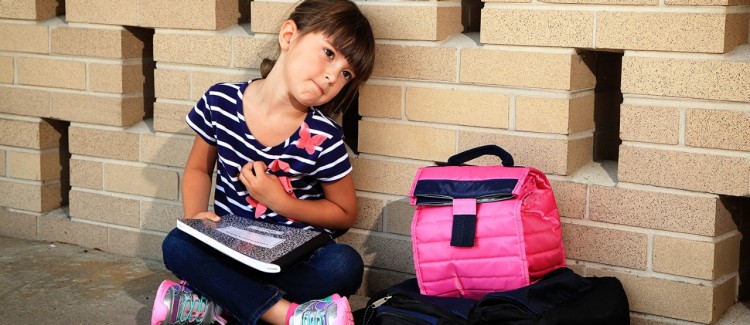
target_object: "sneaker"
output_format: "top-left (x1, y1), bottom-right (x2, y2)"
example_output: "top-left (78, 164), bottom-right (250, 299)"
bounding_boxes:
top-left (151, 279), bottom-right (228, 325)
top-left (288, 294), bottom-right (354, 325)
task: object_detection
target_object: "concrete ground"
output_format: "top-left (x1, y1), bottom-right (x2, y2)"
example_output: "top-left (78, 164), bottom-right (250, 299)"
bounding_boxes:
top-left (0, 235), bottom-right (748, 324)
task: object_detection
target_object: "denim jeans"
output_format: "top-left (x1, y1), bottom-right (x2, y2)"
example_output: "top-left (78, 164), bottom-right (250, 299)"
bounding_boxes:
top-left (162, 228), bottom-right (364, 325)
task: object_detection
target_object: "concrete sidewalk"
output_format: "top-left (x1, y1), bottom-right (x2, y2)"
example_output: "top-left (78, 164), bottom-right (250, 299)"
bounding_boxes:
top-left (0, 236), bottom-right (175, 324)
top-left (1, 235), bottom-right (748, 324)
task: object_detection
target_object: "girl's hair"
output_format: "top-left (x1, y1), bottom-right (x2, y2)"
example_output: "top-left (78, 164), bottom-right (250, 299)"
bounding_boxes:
top-left (260, 0), bottom-right (375, 117)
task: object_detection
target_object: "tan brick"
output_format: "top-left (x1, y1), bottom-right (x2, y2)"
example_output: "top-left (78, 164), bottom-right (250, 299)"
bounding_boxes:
top-left (354, 195), bottom-right (385, 232)
top-left (51, 26), bottom-right (150, 59)
top-left (620, 104), bottom-right (680, 145)
top-left (373, 44), bottom-right (456, 81)
top-left (0, 209), bottom-right (37, 239)
top-left (351, 157), bottom-right (423, 196)
top-left (69, 127), bottom-right (140, 161)
top-left (51, 93), bottom-right (146, 127)
top-left (654, 234), bottom-right (740, 280)
top-left (103, 163), bottom-right (179, 200)
top-left (458, 131), bottom-right (592, 176)
top-left (108, 227), bottom-right (165, 261)
top-left (621, 54), bottom-right (750, 102)
top-left (590, 185), bottom-right (736, 236)
top-left (0, 23), bottom-right (49, 54)
top-left (8, 151), bottom-right (60, 181)
top-left (0, 56), bottom-right (12, 83)
top-left (250, 1), bottom-right (296, 34)
top-left (550, 180), bottom-right (586, 219)
top-left (153, 102), bottom-right (194, 135)
top-left (384, 198), bottom-right (414, 236)
top-left (90, 63), bottom-right (149, 94)
top-left (359, 120), bottom-right (456, 161)
top-left (542, 0), bottom-right (657, 3)
top-left (589, 269), bottom-right (737, 323)
top-left (406, 88), bottom-right (509, 129)
top-left (360, 3), bottom-right (462, 41)
top-left (233, 36), bottom-right (276, 69)
top-left (0, 0), bottom-right (63, 20)
top-left (562, 223), bottom-right (647, 269)
top-left (516, 95), bottom-right (594, 134)
top-left (154, 69), bottom-right (190, 100)
top-left (154, 33), bottom-right (232, 66)
top-left (0, 86), bottom-right (50, 117)
top-left (598, 12), bottom-right (748, 53)
top-left (140, 134), bottom-right (192, 168)
top-left (666, 0), bottom-right (750, 4)
top-left (0, 179), bottom-right (60, 212)
top-left (142, 201), bottom-right (182, 233)
top-left (618, 144), bottom-right (750, 196)
top-left (140, 0), bottom-right (249, 30)
top-left (69, 190), bottom-right (140, 227)
top-left (38, 216), bottom-right (108, 250)
top-left (17, 57), bottom-right (85, 90)
top-left (482, 9), bottom-right (593, 48)
top-left (65, 0), bottom-right (138, 26)
top-left (359, 85), bottom-right (401, 119)
top-left (686, 109), bottom-right (750, 152)
top-left (70, 159), bottom-right (102, 190)
top-left (0, 150), bottom-right (5, 176)
top-left (460, 49), bottom-right (595, 90)
top-left (338, 230), bottom-right (414, 273)
top-left (192, 73), bottom-right (250, 102)
top-left (0, 118), bottom-right (60, 149)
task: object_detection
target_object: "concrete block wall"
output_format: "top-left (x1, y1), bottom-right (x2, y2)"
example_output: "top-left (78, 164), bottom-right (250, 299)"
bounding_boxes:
top-left (0, 0), bottom-right (748, 323)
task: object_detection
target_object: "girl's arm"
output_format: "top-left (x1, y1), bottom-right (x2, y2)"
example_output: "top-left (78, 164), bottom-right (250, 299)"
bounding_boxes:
top-left (239, 161), bottom-right (357, 229)
top-left (182, 135), bottom-right (220, 221)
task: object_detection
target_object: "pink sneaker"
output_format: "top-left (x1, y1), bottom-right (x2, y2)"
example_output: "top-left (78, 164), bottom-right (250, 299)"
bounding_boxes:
top-left (151, 279), bottom-right (227, 325)
top-left (288, 294), bottom-right (354, 325)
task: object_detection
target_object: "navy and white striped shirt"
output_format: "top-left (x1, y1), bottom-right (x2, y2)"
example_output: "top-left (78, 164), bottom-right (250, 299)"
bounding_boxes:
top-left (186, 81), bottom-right (352, 232)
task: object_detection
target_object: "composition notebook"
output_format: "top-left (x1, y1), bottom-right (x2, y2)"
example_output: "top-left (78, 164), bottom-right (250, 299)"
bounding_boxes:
top-left (176, 215), bottom-right (331, 273)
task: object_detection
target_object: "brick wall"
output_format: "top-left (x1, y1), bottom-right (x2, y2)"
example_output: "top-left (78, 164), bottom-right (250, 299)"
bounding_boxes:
top-left (0, 0), bottom-right (748, 323)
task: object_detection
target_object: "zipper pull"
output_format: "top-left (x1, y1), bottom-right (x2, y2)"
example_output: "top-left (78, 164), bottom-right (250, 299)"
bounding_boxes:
top-left (370, 295), bottom-right (391, 308)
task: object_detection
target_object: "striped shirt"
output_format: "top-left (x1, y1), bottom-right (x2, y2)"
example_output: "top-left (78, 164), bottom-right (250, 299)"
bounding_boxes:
top-left (186, 81), bottom-right (352, 232)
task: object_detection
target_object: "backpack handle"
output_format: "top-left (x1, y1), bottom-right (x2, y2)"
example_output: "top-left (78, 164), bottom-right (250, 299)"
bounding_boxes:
top-left (446, 145), bottom-right (515, 167)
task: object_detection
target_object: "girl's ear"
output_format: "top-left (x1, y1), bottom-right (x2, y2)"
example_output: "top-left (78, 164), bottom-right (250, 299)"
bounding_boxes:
top-left (279, 19), bottom-right (298, 51)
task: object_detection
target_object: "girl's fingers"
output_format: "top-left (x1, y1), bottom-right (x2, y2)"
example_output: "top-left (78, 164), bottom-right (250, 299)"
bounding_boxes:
top-left (253, 161), bottom-right (268, 174)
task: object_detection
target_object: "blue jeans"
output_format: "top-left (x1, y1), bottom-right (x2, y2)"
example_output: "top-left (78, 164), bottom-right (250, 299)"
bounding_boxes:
top-left (162, 228), bottom-right (364, 325)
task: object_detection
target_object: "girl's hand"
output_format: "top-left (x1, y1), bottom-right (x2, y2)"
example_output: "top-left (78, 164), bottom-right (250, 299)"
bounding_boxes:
top-left (186, 211), bottom-right (221, 222)
top-left (238, 161), bottom-right (286, 208)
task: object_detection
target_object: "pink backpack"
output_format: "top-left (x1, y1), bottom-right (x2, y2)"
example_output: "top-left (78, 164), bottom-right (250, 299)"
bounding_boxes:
top-left (409, 145), bottom-right (566, 300)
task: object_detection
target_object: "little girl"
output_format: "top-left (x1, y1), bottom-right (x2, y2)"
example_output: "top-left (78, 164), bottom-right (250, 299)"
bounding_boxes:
top-left (150, 0), bottom-right (375, 324)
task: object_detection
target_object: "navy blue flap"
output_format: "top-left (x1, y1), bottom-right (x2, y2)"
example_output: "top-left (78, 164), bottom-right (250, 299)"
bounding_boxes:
top-left (413, 179), bottom-right (517, 205)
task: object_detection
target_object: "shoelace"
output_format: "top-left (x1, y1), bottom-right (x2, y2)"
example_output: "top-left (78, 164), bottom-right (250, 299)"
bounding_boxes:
top-left (171, 286), bottom-right (210, 324)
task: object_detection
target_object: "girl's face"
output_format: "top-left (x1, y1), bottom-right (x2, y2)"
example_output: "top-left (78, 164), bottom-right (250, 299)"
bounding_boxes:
top-left (282, 31), bottom-right (356, 108)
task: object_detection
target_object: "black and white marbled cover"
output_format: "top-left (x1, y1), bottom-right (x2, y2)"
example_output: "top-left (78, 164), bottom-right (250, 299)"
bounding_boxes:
top-left (176, 215), bottom-right (330, 273)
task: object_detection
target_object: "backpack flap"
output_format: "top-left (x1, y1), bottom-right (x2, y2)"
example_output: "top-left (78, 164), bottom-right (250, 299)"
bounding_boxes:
top-left (411, 174), bottom-right (518, 247)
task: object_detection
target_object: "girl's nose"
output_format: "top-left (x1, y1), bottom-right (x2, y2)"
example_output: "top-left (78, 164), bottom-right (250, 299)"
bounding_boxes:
top-left (325, 71), bottom-right (337, 84)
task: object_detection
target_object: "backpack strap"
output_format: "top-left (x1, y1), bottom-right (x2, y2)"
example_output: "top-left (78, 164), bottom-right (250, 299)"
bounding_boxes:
top-left (451, 198), bottom-right (477, 247)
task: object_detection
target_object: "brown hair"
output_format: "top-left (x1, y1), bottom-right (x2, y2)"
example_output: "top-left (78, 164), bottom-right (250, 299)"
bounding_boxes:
top-left (260, 0), bottom-right (375, 117)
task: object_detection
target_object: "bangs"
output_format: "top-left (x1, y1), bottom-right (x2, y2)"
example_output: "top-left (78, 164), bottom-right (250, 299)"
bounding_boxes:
top-left (325, 22), bottom-right (374, 81)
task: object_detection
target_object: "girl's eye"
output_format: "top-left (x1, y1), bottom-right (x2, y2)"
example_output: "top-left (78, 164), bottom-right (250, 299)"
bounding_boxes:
top-left (342, 71), bottom-right (353, 80)
top-left (323, 48), bottom-right (334, 59)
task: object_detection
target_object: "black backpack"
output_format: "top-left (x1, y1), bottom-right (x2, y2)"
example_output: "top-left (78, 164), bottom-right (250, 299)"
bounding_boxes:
top-left (354, 268), bottom-right (629, 325)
